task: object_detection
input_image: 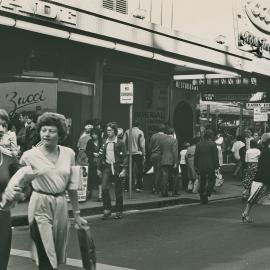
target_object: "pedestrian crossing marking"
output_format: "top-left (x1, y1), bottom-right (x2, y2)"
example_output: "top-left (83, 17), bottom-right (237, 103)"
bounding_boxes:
top-left (10, 249), bottom-right (136, 270)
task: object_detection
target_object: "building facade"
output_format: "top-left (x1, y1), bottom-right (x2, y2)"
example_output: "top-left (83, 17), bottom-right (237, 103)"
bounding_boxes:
top-left (0, 0), bottom-right (269, 146)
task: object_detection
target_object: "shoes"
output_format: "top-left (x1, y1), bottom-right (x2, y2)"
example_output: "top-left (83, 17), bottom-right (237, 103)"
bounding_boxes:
top-left (114, 212), bottom-right (123, 219)
top-left (102, 210), bottom-right (111, 220)
top-left (241, 213), bottom-right (253, 223)
top-left (172, 193), bottom-right (180, 197)
top-left (97, 198), bottom-right (102, 202)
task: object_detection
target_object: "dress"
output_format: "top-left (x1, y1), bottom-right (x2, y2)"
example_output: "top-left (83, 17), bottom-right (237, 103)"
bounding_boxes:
top-left (20, 146), bottom-right (77, 269)
top-left (249, 148), bottom-right (270, 206)
top-left (242, 148), bottom-right (260, 191)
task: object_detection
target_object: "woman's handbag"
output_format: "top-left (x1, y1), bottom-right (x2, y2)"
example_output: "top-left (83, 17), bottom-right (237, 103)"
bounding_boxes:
top-left (76, 224), bottom-right (96, 270)
top-left (192, 179), bottom-right (200, 194)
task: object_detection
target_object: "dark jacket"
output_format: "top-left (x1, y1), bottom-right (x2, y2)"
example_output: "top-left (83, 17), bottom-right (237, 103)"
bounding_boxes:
top-left (98, 137), bottom-right (127, 174)
top-left (160, 135), bottom-right (178, 166)
top-left (255, 148), bottom-right (270, 185)
top-left (149, 132), bottom-right (167, 156)
top-left (85, 139), bottom-right (100, 167)
top-left (25, 126), bottom-right (39, 150)
top-left (194, 140), bottom-right (219, 172)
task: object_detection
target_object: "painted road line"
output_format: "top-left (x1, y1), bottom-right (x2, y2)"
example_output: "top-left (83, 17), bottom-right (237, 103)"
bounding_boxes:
top-left (10, 249), bottom-right (136, 270)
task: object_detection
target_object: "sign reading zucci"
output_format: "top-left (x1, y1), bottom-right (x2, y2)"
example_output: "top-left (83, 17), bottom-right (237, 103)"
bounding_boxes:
top-left (0, 0), bottom-right (76, 26)
top-left (235, 0), bottom-right (270, 59)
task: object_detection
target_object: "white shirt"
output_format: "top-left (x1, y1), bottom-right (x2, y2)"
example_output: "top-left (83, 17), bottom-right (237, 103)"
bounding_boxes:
top-left (180, 149), bottom-right (187, 164)
top-left (231, 141), bottom-right (245, 160)
top-left (245, 148), bottom-right (260, 163)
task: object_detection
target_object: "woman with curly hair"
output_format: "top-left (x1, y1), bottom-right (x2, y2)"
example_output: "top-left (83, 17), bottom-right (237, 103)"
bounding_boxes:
top-left (20, 112), bottom-right (87, 270)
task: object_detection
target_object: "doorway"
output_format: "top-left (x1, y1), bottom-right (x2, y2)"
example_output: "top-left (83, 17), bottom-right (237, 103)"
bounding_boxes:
top-left (173, 101), bottom-right (193, 147)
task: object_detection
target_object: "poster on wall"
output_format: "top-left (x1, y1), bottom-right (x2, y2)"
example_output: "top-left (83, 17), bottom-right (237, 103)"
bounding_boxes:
top-left (0, 81), bottom-right (57, 117)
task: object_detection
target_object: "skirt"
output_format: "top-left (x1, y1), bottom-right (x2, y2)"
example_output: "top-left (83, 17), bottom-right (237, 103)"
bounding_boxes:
top-left (249, 184), bottom-right (270, 206)
top-left (242, 162), bottom-right (258, 190)
top-left (0, 210), bottom-right (11, 270)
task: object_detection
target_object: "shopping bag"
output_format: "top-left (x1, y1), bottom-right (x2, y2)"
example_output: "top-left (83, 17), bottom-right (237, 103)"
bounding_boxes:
top-left (76, 224), bottom-right (96, 270)
top-left (215, 169), bottom-right (224, 187)
top-left (187, 181), bottom-right (193, 192)
top-left (192, 179), bottom-right (200, 194)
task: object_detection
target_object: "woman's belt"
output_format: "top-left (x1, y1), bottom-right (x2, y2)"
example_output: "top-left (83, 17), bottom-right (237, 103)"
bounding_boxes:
top-left (33, 190), bottom-right (65, 197)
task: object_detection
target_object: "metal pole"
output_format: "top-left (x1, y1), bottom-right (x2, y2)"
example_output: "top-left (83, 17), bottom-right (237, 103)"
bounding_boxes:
top-left (129, 104), bottom-right (133, 199)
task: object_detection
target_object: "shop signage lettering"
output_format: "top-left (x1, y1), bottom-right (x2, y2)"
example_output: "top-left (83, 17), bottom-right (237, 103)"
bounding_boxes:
top-left (175, 81), bottom-right (198, 91)
top-left (239, 31), bottom-right (270, 53)
top-left (6, 90), bottom-right (46, 115)
top-left (191, 77), bottom-right (257, 86)
top-left (0, 0), bottom-right (77, 25)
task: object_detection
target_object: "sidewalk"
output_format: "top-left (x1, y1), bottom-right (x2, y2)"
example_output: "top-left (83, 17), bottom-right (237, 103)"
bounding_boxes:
top-left (11, 169), bottom-right (243, 226)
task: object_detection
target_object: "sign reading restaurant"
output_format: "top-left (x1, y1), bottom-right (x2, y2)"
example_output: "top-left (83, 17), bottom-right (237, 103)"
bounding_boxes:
top-left (234, 0), bottom-right (270, 59)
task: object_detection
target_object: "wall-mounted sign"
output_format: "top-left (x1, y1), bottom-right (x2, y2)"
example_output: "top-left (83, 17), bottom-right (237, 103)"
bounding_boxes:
top-left (0, 81), bottom-right (57, 117)
top-left (246, 102), bottom-right (270, 109)
top-left (234, 0), bottom-right (270, 59)
top-left (175, 81), bottom-right (198, 91)
top-left (202, 93), bottom-right (252, 102)
top-left (0, 0), bottom-right (77, 25)
top-left (191, 76), bottom-right (257, 87)
top-left (254, 107), bottom-right (268, 122)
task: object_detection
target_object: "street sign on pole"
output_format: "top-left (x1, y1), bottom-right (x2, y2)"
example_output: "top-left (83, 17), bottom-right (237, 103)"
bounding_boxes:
top-left (120, 82), bottom-right (134, 104)
top-left (120, 82), bottom-right (133, 199)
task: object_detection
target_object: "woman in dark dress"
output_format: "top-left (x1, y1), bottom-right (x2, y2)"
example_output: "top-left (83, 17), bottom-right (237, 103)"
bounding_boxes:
top-left (0, 109), bottom-right (24, 270)
top-left (242, 138), bottom-right (270, 223)
top-left (85, 129), bottom-right (102, 201)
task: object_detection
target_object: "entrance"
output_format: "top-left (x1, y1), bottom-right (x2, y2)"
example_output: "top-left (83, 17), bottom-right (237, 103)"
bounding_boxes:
top-left (173, 101), bottom-right (193, 147)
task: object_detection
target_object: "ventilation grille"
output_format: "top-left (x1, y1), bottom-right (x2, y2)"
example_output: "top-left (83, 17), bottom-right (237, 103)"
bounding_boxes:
top-left (103, 0), bottom-right (128, 14)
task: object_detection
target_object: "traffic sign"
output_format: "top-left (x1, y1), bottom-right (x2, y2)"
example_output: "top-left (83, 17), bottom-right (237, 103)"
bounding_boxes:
top-left (120, 82), bottom-right (133, 104)
top-left (246, 103), bottom-right (270, 109)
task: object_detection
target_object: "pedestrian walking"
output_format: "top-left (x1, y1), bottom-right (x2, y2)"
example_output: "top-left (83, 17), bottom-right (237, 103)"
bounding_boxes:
top-left (231, 135), bottom-right (245, 178)
top-left (85, 128), bottom-right (102, 201)
top-left (186, 137), bottom-right (199, 192)
top-left (0, 109), bottom-right (25, 270)
top-left (76, 120), bottom-right (93, 165)
top-left (97, 122), bottom-right (127, 220)
top-left (20, 112), bottom-right (87, 270)
top-left (242, 138), bottom-right (270, 223)
top-left (149, 123), bottom-right (167, 194)
top-left (194, 130), bottom-right (219, 204)
top-left (17, 111), bottom-right (28, 154)
top-left (123, 119), bottom-right (145, 192)
top-left (160, 128), bottom-right (178, 197)
top-left (242, 140), bottom-right (260, 200)
top-left (179, 142), bottom-right (189, 191)
top-left (25, 112), bottom-right (39, 150)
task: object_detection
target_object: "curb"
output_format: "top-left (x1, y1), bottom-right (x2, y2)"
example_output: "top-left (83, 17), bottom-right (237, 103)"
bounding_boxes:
top-left (11, 195), bottom-right (242, 227)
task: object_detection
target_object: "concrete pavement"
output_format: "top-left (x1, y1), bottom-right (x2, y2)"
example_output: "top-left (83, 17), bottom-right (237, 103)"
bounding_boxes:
top-left (11, 166), bottom-right (243, 226)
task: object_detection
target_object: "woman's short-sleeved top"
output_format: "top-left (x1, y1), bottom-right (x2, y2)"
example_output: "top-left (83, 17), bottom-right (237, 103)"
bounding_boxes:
top-left (20, 145), bottom-right (76, 194)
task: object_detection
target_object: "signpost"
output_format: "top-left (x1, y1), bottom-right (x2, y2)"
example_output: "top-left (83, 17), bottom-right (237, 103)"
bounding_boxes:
top-left (120, 82), bottom-right (134, 199)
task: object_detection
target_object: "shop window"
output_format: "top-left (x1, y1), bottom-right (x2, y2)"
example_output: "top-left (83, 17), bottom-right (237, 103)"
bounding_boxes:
top-left (103, 0), bottom-right (128, 14)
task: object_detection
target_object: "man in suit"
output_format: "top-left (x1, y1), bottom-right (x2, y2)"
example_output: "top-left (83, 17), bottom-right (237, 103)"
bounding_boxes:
top-left (160, 128), bottom-right (178, 197)
top-left (194, 129), bottom-right (219, 204)
top-left (149, 123), bottom-right (167, 194)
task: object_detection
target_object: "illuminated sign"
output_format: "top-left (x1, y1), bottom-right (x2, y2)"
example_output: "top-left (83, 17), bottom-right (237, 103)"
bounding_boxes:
top-left (0, 0), bottom-right (77, 25)
top-left (234, 0), bottom-right (270, 59)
